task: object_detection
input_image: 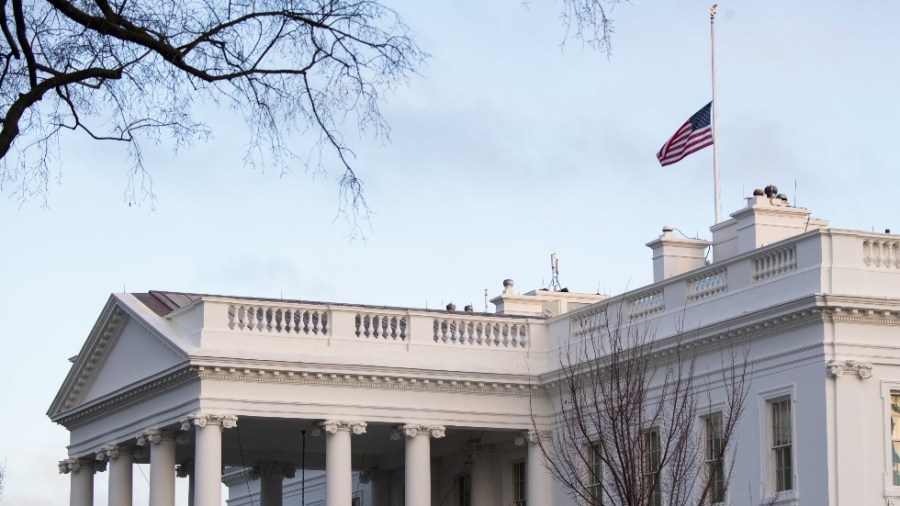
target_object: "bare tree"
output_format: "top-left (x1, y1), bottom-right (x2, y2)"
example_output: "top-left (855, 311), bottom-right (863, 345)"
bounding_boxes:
top-left (0, 460), bottom-right (5, 501)
top-left (538, 310), bottom-right (749, 506)
top-left (0, 0), bottom-right (623, 225)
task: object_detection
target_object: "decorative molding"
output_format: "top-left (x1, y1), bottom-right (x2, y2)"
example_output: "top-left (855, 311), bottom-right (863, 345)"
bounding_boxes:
top-left (136, 429), bottom-right (180, 446)
top-left (58, 458), bottom-right (106, 474)
top-left (95, 445), bottom-right (130, 461)
top-left (390, 424), bottom-right (446, 440)
top-left (311, 420), bottom-right (367, 437)
top-left (358, 468), bottom-right (387, 484)
top-left (515, 429), bottom-right (552, 446)
top-left (56, 305), bottom-right (129, 414)
top-left (180, 414), bottom-right (238, 430)
top-left (827, 360), bottom-right (873, 379)
top-left (190, 365), bottom-right (540, 398)
top-left (52, 367), bottom-right (194, 427)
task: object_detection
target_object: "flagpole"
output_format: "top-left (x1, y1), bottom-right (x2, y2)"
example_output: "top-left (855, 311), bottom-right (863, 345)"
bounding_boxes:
top-left (710, 4), bottom-right (721, 224)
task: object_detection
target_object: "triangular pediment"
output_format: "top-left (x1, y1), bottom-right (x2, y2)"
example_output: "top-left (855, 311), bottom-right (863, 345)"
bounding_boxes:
top-left (48, 295), bottom-right (190, 420)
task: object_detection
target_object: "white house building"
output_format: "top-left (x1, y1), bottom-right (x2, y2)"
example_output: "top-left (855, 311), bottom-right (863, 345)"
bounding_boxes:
top-left (49, 188), bottom-right (900, 506)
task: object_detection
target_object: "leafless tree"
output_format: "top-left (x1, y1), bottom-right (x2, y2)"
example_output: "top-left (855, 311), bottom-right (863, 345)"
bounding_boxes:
top-left (0, 460), bottom-right (5, 501)
top-left (537, 310), bottom-right (749, 506)
top-left (0, 0), bottom-right (623, 226)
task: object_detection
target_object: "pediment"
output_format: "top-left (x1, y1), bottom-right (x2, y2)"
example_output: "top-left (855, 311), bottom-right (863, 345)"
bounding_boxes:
top-left (48, 296), bottom-right (189, 420)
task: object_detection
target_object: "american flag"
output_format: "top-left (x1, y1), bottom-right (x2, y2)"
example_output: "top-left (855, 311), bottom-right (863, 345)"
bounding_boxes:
top-left (657, 102), bottom-right (714, 166)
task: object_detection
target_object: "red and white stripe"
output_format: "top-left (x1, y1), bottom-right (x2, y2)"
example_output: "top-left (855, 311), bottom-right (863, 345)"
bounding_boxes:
top-left (656, 123), bottom-right (713, 167)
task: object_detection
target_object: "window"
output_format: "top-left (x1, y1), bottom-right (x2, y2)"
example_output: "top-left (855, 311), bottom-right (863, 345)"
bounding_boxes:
top-left (771, 398), bottom-right (793, 492)
top-left (704, 412), bottom-right (725, 503)
top-left (891, 394), bottom-right (900, 486)
top-left (588, 443), bottom-right (603, 505)
top-left (642, 429), bottom-right (661, 506)
top-left (352, 498), bottom-right (361, 506)
top-left (458, 473), bottom-right (471, 506)
top-left (512, 461), bottom-right (526, 506)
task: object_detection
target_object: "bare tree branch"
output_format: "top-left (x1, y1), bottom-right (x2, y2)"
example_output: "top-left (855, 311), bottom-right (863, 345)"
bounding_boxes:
top-left (536, 308), bottom-right (750, 506)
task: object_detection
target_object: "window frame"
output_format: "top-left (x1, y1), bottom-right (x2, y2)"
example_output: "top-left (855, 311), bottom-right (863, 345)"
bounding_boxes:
top-left (642, 428), bottom-right (661, 506)
top-left (703, 411), bottom-right (726, 505)
top-left (881, 381), bottom-right (900, 498)
top-left (511, 460), bottom-right (527, 506)
top-left (587, 441), bottom-right (603, 506)
top-left (458, 472), bottom-right (471, 506)
top-left (758, 385), bottom-right (798, 504)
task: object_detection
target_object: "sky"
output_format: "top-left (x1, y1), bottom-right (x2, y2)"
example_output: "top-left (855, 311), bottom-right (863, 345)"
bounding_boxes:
top-left (2, 1), bottom-right (900, 504)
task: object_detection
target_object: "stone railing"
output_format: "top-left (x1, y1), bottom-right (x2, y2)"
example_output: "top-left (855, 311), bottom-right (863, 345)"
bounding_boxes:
top-left (432, 316), bottom-right (528, 347)
top-left (355, 312), bottom-right (408, 341)
top-left (863, 238), bottom-right (900, 268)
top-left (686, 268), bottom-right (727, 301)
top-left (228, 303), bottom-right (328, 335)
top-left (573, 307), bottom-right (608, 337)
top-left (628, 289), bottom-right (664, 318)
top-left (218, 300), bottom-right (535, 350)
top-left (752, 245), bottom-right (797, 281)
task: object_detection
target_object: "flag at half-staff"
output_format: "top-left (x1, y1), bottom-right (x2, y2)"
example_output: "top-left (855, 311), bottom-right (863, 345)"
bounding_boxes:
top-left (656, 102), bottom-right (714, 167)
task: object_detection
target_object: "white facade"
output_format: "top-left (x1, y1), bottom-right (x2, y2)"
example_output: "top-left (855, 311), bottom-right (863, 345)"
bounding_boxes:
top-left (49, 190), bottom-right (900, 505)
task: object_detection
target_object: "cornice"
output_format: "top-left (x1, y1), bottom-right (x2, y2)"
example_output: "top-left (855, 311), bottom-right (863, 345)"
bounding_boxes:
top-left (189, 364), bottom-right (542, 397)
top-left (52, 366), bottom-right (195, 427)
top-left (49, 294), bottom-right (192, 421)
top-left (48, 300), bottom-right (129, 417)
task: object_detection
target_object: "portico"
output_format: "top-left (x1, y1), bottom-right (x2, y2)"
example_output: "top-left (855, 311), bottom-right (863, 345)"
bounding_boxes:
top-left (48, 288), bottom-right (570, 506)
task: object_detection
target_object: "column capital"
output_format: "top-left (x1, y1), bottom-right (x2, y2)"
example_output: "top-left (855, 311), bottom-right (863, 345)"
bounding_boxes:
top-left (251, 460), bottom-right (296, 479)
top-left (515, 429), bottom-right (552, 446)
top-left (312, 420), bottom-right (367, 436)
top-left (136, 428), bottom-right (180, 446)
top-left (390, 424), bottom-right (446, 440)
top-left (181, 413), bottom-right (239, 430)
top-left (59, 457), bottom-right (106, 474)
top-left (827, 359), bottom-right (873, 379)
top-left (95, 445), bottom-right (132, 461)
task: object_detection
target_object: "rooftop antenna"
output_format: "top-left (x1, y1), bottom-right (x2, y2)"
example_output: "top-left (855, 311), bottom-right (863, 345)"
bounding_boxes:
top-left (548, 253), bottom-right (562, 291)
top-left (484, 289), bottom-right (489, 312)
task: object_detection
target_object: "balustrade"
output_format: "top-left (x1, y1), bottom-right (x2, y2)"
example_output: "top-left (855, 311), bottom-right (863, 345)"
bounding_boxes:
top-left (432, 317), bottom-right (528, 347)
top-left (686, 268), bottom-right (727, 301)
top-left (863, 239), bottom-right (900, 268)
top-left (227, 304), bottom-right (328, 335)
top-left (355, 313), bottom-right (408, 340)
top-left (629, 290), bottom-right (664, 318)
top-left (752, 245), bottom-right (797, 281)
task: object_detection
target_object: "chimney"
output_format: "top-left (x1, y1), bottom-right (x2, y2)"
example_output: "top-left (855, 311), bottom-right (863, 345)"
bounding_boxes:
top-left (710, 185), bottom-right (829, 262)
top-left (645, 226), bottom-right (711, 283)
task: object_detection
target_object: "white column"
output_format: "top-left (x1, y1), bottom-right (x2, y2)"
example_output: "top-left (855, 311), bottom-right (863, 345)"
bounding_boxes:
top-left (138, 429), bottom-right (178, 506)
top-left (59, 458), bottom-right (103, 506)
top-left (466, 441), bottom-right (496, 506)
top-left (97, 445), bottom-right (133, 506)
top-left (392, 424), bottom-right (446, 506)
top-left (314, 420), bottom-right (367, 506)
top-left (256, 461), bottom-right (295, 506)
top-left (516, 430), bottom-right (553, 506)
top-left (183, 414), bottom-right (238, 506)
